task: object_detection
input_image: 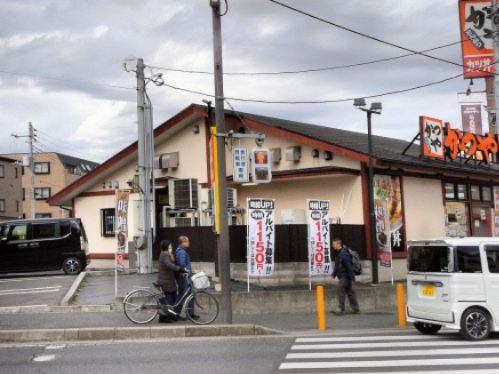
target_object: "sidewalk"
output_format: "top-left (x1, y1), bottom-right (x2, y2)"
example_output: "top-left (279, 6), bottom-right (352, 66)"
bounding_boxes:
top-left (0, 310), bottom-right (398, 333)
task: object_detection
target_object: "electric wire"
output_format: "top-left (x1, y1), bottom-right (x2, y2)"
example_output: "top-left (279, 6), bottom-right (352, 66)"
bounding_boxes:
top-left (267, 0), bottom-right (497, 76)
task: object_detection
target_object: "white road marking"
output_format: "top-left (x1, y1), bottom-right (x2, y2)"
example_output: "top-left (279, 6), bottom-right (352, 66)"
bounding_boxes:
top-left (301, 371), bottom-right (499, 374)
top-left (0, 276), bottom-right (68, 283)
top-left (0, 286), bottom-right (61, 296)
top-left (0, 289), bottom-right (60, 296)
top-left (279, 357), bottom-right (499, 370)
top-left (286, 346), bottom-right (499, 359)
top-left (291, 339), bottom-right (499, 350)
top-left (45, 344), bottom-right (66, 350)
top-left (0, 286), bottom-right (61, 293)
top-left (295, 334), bottom-right (441, 343)
top-left (33, 354), bottom-right (56, 362)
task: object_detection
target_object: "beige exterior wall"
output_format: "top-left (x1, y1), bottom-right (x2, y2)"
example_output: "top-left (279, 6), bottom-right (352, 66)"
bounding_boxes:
top-left (0, 159), bottom-right (22, 221)
top-left (402, 176), bottom-right (445, 240)
top-left (236, 175), bottom-right (364, 225)
top-left (4, 152), bottom-right (95, 218)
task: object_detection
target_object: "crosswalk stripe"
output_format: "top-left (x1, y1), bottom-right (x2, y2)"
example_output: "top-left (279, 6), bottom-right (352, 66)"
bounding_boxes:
top-left (286, 346), bottom-right (499, 359)
top-left (291, 338), bottom-right (499, 350)
top-left (279, 356), bottom-right (499, 370)
top-left (295, 334), bottom-right (441, 343)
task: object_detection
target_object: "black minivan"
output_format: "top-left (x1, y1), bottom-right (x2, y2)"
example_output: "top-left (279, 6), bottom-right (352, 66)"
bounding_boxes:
top-left (0, 218), bottom-right (89, 275)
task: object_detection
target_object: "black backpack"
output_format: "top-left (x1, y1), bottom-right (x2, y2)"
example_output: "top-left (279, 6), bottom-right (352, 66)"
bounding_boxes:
top-left (348, 248), bottom-right (362, 275)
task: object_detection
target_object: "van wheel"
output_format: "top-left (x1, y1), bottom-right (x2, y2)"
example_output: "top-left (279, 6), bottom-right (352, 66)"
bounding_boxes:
top-left (62, 257), bottom-right (82, 275)
top-left (460, 308), bottom-right (491, 341)
top-left (414, 322), bottom-right (441, 335)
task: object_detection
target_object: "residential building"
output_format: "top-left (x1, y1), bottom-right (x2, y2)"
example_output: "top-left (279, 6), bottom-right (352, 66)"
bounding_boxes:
top-left (2, 153), bottom-right (98, 219)
top-left (48, 104), bottom-right (499, 282)
top-left (0, 156), bottom-right (22, 221)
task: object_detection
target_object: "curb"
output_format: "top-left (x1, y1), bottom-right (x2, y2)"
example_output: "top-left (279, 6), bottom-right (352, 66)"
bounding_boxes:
top-left (0, 305), bottom-right (112, 315)
top-left (60, 271), bottom-right (87, 306)
top-left (0, 324), bottom-right (281, 343)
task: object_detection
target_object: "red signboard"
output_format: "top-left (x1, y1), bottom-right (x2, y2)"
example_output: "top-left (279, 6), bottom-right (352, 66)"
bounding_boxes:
top-left (459, 0), bottom-right (496, 78)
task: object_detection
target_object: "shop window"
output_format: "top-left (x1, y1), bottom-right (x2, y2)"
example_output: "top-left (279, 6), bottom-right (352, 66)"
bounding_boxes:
top-left (445, 202), bottom-right (469, 237)
top-left (0, 165), bottom-right (4, 178)
top-left (445, 183), bottom-right (455, 200)
top-left (34, 162), bottom-right (50, 175)
top-left (32, 223), bottom-right (57, 239)
top-left (456, 246), bottom-right (482, 273)
top-left (485, 246), bottom-right (499, 273)
top-left (482, 186), bottom-right (492, 202)
top-left (101, 208), bottom-right (115, 237)
top-left (471, 185), bottom-right (481, 201)
top-left (457, 184), bottom-right (467, 200)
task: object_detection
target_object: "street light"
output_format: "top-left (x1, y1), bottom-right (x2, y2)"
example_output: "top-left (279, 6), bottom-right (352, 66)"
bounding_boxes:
top-left (354, 99), bottom-right (382, 284)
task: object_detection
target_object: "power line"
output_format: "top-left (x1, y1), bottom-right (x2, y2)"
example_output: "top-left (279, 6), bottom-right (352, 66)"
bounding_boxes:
top-left (0, 69), bottom-right (135, 91)
top-left (148, 38), bottom-right (472, 76)
top-left (160, 71), bottom-right (464, 104)
top-left (268, 0), bottom-right (496, 76)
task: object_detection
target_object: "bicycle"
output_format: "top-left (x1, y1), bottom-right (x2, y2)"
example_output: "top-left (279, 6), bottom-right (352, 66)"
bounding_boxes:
top-left (123, 272), bottom-right (219, 325)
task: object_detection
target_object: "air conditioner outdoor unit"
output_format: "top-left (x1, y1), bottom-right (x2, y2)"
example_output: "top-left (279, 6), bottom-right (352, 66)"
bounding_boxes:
top-left (271, 148), bottom-right (282, 164)
top-left (208, 187), bottom-right (237, 209)
top-left (173, 217), bottom-right (194, 228)
top-left (168, 178), bottom-right (199, 210)
top-left (154, 152), bottom-right (179, 170)
top-left (285, 146), bottom-right (301, 162)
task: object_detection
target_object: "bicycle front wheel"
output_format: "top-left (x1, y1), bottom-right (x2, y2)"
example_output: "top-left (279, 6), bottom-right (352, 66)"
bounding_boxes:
top-left (123, 289), bottom-right (159, 324)
top-left (186, 291), bottom-right (219, 325)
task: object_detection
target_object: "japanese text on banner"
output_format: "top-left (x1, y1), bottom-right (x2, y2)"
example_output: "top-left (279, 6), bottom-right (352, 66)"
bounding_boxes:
top-left (115, 190), bottom-right (129, 272)
top-left (247, 199), bottom-right (275, 277)
top-left (307, 200), bottom-right (332, 275)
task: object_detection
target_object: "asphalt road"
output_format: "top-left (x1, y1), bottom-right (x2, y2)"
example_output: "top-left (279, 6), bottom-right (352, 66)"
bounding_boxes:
top-left (2, 331), bottom-right (499, 374)
top-left (0, 335), bottom-right (292, 374)
top-left (0, 272), bottom-right (76, 307)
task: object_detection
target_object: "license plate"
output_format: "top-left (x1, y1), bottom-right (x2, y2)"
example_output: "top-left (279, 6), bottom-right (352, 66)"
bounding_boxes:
top-left (421, 285), bottom-right (436, 297)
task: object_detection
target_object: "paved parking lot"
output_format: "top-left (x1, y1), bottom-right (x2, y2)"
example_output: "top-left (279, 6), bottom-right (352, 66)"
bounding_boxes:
top-left (0, 272), bottom-right (76, 308)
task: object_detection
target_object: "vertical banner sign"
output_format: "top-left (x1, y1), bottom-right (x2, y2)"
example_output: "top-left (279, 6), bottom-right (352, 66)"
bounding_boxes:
top-left (232, 147), bottom-right (249, 183)
top-left (459, 0), bottom-right (497, 78)
top-left (247, 199), bottom-right (275, 276)
top-left (494, 186), bottom-right (499, 236)
top-left (307, 200), bottom-right (332, 275)
top-left (115, 190), bottom-right (130, 272)
top-left (460, 103), bottom-right (483, 134)
top-left (373, 175), bottom-right (405, 267)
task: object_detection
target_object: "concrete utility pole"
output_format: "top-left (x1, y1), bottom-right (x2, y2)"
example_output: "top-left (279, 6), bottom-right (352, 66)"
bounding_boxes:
top-left (492, 0), bottom-right (499, 134)
top-left (135, 58), bottom-right (154, 274)
top-left (28, 123), bottom-right (35, 219)
top-left (11, 123), bottom-right (36, 219)
top-left (210, 0), bottom-right (233, 324)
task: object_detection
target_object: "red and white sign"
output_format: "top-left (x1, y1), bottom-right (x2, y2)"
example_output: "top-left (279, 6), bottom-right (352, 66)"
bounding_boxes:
top-left (247, 199), bottom-right (275, 276)
top-left (459, 0), bottom-right (496, 78)
top-left (307, 200), bottom-right (332, 275)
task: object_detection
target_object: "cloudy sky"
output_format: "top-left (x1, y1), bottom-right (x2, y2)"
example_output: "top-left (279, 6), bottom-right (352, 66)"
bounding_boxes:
top-left (0, 0), bottom-right (485, 163)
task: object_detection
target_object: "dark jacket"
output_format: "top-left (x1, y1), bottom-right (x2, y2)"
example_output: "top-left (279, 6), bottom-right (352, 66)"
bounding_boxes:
top-left (175, 246), bottom-right (192, 272)
top-left (157, 251), bottom-right (183, 293)
top-left (332, 246), bottom-right (355, 281)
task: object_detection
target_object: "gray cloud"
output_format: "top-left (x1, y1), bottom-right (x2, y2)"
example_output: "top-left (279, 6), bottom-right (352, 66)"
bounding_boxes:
top-left (0, 0), bottom-right (477, 162)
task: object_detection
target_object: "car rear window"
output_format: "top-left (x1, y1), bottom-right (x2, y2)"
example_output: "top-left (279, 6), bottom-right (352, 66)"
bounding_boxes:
top-left (408, 246), bottom-right (451, 273)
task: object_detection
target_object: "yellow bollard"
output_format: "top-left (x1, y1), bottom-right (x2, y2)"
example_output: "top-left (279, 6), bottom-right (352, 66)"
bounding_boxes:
top-left (396, 283), bottom-right (407, 328)
top-left (316, 285), bottom-right (326, 331)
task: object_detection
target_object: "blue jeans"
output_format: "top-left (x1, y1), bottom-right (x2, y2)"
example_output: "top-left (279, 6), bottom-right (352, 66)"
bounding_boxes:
top-left (164, 291), bottom-right (176, 307)
top-left (177, 275), bottom-right (194, 314)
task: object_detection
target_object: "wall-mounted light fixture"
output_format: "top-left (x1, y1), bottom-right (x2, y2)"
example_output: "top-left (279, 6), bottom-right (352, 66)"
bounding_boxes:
top-left (312, 149), bottom-right (320, 158)
top-left (324, 151), bottom-right (333, 161)
top-left (193, 124), bottom-right (200, 134)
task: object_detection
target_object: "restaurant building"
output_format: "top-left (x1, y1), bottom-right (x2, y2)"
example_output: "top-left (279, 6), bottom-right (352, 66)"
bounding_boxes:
top-left (48, 104), bottom-right (499, 282)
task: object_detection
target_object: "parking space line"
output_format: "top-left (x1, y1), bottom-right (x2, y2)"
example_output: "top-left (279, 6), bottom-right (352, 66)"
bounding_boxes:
top-left (0, 286), bottom-right (61, 293)
top-left (0, 276), bottom-right (68, 283)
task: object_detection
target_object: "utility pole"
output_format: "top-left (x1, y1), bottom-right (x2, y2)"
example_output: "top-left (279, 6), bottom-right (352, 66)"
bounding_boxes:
top-left (210, 0), bottom-right (233, 324)
top-left (492, 0), bottom-right (499, 134)
top-left (11, 123), bottom-right (36, 219)
top-left (28, 123), bottom-right (35, 219)
top-left (135, 58), bottom-right (153, 274)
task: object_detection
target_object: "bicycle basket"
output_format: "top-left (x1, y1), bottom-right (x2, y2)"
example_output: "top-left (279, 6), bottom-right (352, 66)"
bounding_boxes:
top-left (191, 272), bottom-right (210, 290)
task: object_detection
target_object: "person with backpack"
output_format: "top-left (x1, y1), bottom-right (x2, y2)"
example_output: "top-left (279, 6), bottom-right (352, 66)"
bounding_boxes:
top-left (331, 238), bottom-right (360, 315)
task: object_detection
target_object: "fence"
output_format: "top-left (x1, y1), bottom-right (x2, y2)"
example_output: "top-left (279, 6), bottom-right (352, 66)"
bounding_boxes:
top-left (154, 224), bottom-right (366, 263)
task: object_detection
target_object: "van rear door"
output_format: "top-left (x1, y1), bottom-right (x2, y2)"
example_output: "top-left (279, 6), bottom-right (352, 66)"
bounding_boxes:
top-left (407, 245), bottom-right (454, 323)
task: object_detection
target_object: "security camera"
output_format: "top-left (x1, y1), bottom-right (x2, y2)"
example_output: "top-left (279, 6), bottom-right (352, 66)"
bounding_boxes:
top-left (255, 133), bottom-right (265, 147)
